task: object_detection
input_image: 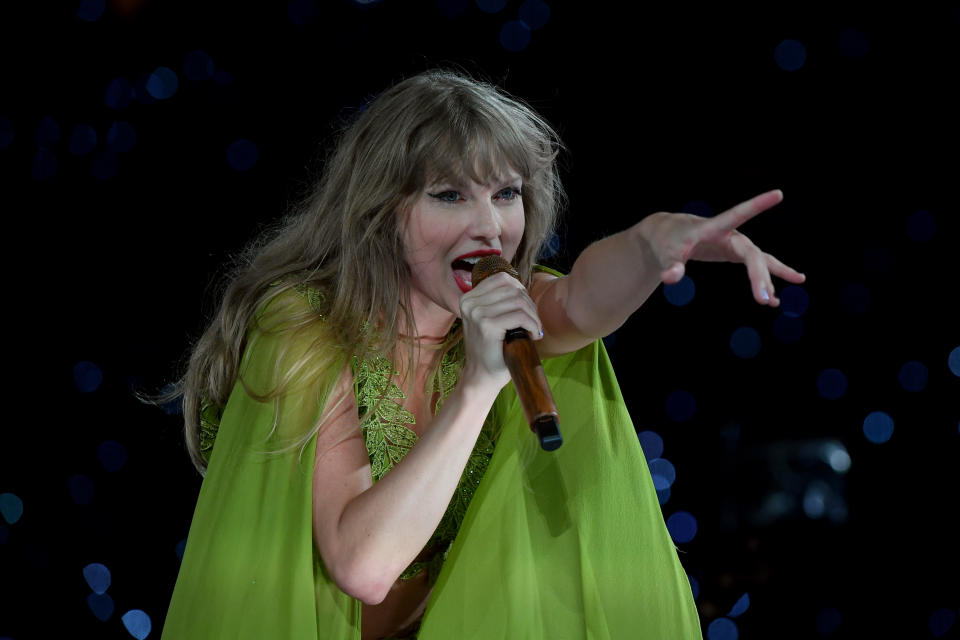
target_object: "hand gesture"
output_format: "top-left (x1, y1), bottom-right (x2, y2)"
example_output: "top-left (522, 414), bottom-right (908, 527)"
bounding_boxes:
top-left (638, 189), bottom-right (806, 306)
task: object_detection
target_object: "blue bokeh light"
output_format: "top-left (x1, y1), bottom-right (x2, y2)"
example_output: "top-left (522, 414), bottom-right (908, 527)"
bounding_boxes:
top-left (68, 474), bottom-right (95, 505)
top-left (539, 231), bottom-right (560, 259)
top-left (898, 360), bottom-right (928, 392)
top-left (36, 115), bottom-right (60, 147)
top-left (838, 27), bottom-right (869, 58)
top-left (772, 313), bottom-right (803, 343)
top-left (665, 389), bottom-right (696, 422)
top-left (666, 511), bottom-right (697, 543)
top-left (98, 440), bottom-right (128, 472)
top-left (0, 493), bottom-right (23, 524)
top-left (146, 67), bottom-right (179, 100)
top-left (69, 124), bottom-right (97, 155)
top-left (803, 482), bottom-right (826, 518)
top-left (841, 282), bottom-right (870, 313)
top-left (288, 0), bottom-right (319, 25)
top-left (134, 74), bottom-right (157, 104)
top-left (0, 117), bottom-right (13, 149)
top-left (106, 121), bottom-right (136, 152)
top-left (815, 607), bottom-right (843, 635)
top-left (863, 411), bottom-right (894, 444)
top-left (816, 368), bottom-right (847, 400)
top-left (105, 77), bottom-right (134, 109)
top-left (707, 616), bottom-right (738, 640)
top-left (91, 150), bottom-right (118, 180)
top-left (122, 609), bottom-right (152, 640)
top-left (87, 592), bottom-right (115, 622)
top-left (780, 285), bottom-right (809, 317)
top-left (688, 574), bottom-right (700, 600)
top-left (729, 326), bottom-right (761, 359)
top-left (948, 346), bottom-right (960, 377)
top-left (648, 458), bottom-right (676, 490)
top-left (83, 562), bottom-right (111, 594)
top-left (637, 430), bottom-right (664, 461)
top-left (728, 592), bottom-right (750, 618)
top-left (656, 487), bottom-right (671, 505)
top-left (906, 210), bottom-right (936, 242)
top-left (929, 608), bottom-right (956, 637)
top-left (500, 20), bottom-right (531, 52)
top-left (76, 0), bottom-right (105, 21)
top-left (437, 0), bottom-right (469, 18)
top-left (664, 275), bottom-right (695, 306)
top-left (518, 0), bottom-right (550, 29)
top-left (775, 39), bottom-right (807, 71)
top-left (175, 538), bottom-right (187, 561)
top-left (74, 360), bottom-right (103, 392)
top-left (183, 49), bottom-right (215, 81)
top-left (227, 139), bottom-right (259, 171)
top-left (477, 0), bottom-right (507, 12)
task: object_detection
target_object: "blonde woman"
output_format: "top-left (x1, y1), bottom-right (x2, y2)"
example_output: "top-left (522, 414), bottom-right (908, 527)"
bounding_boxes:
top-left (157, 70), bottom-right (804, 639)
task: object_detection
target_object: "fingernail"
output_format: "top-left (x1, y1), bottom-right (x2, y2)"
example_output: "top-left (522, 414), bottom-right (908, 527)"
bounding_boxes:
top-left (761, 288), bottom-right (770, 301)
top-left (539, 329), bottom-right (544, 338)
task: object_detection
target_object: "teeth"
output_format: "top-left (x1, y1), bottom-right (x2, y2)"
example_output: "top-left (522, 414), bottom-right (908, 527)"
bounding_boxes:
top-left (461, 256), bottom-right (483, 264)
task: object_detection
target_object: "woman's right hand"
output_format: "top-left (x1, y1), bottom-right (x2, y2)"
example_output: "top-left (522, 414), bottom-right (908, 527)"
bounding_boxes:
top-left (458, 272), bottom-right (544, 389)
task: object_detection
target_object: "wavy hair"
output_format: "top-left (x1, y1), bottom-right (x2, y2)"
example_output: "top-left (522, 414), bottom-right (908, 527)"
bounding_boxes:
top-left (152, 69), bottom-right (566, 475)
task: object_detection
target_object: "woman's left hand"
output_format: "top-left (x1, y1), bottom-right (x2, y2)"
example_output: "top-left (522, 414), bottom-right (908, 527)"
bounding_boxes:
top-left (636, 189), bottom-right (806, 306)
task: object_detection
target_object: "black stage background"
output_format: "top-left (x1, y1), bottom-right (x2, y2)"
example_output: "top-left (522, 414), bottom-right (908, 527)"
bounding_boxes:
top-left (1, 3), bottom-right (958, 639)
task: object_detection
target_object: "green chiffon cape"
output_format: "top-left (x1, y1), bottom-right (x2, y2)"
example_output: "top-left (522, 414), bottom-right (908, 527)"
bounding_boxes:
top-left (162, 294), bottom-right (702, 639)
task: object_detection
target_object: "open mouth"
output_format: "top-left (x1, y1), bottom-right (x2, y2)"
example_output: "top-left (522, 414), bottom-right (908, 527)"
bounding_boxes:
top-left (450, 251), bottom-right (500, 293)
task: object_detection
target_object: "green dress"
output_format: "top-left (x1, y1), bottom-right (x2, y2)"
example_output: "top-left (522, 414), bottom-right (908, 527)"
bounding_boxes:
top-left (161, 271), bottom-right (702, 639)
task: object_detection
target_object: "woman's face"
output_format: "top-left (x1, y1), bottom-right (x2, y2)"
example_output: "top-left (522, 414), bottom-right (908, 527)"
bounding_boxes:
top-left (402, 169), bottom-right (525, 324)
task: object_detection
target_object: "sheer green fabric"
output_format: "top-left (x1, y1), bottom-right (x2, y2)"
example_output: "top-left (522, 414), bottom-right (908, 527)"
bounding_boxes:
top-left (162, 276), bottom-right (702, 639)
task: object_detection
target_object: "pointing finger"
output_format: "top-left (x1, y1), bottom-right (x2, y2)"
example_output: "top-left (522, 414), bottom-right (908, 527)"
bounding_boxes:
top-left (707, 189), bottom-right (784, 234)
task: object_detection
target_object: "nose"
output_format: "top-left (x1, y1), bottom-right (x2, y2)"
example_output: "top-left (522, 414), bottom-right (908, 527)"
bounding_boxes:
top-left (469, 199), bottom-right (502, 241)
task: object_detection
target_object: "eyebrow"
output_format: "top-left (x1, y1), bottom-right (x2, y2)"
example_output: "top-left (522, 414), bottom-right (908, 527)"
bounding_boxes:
top-left (427, 174), bottom-right (522, 190)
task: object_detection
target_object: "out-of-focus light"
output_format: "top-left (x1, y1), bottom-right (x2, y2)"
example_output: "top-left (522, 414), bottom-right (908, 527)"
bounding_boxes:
top-left (175, 538), bottom-right (187, 561)
top-left (69, 124), bottom-right (97, 155)
top-left (539, 232), bottom-right (560, 259)
top-left (437, 0), bottom-right (469, 18)
top-left (637, 430), bottom-right (664, 461)
top-left (728, 592), bottom-right (750, 618)
top-left (105, 78), bottom-right (134, 109)
top-left (820, 441), bottom-right (851, 473)
top-left (83, 563), bottom-right (111, 594)
top-left (665, 390), bottom-right (696, 422)
top-left (477, 0), bottom-right (507, 12)
top-left (906, 210), bottom-right (936, 242)
top-left (803, 482), bottom-right (826, 518)
top-left (77, 0), bottom-right (105, 21)
top-left (0, 117), bottom-right (13, 149)
top-left (500, 20), bottom-right (531, 52)
top-left (780, 285), bottom-right (809, 317)
top-left (74, 360), bottom-right (103, 393)
top-left (666, 511), bottom-right (697, 543)
top-left (88, 592), bottom-right (115, 621)
top-left (648, 458), bottom-right (676, 490)
top-left (949, 346), bottom-right (960, 377)
top-left (664, 275), bottom-right (695, 306)
top-left (518, 0), bottom-right (550, 30)
top-left (656, 487), bottom-right (671, 505)
top-left (707, 616), bottom-right (738, 640)
top-left (688, 574), bottom-right (700, 599)
top-left (106, 121), bottom-right (135, 152)
top-left (841, 282), bottom-right (870, 313)
top-left (682, 200), bottom-right (714, 217)
top-left (816, 368), bottom-right (847, 400)
top-left (287, 0), bottom-right (318, 25)
top-left (227, 139), bottom-right (258, 171)
top-left (183, 49), bottom-right (214, 82)
top-left (98, 440), bottom-right (128, 472)
top-left (838, 27), bottom-right (869, 58)
top-left (36, 115), bottom-right (60, 147)
top-left (772, 313), bottom-right (803, 343)
top-left (729, 326), bottom-right (761, 359)
top-left (134, 74), bottom-right (157, 104)
top-left (122, 609), bottom-right (152, 640)
top-left (863, 246), bottom-right (894, 276)
top-left (775, 39), bottom-right (807, 71)
top-left (68, 474), bottom-right (95, 505)
top-left (815, 607), bottom-right (843, 635)
top-left (0, 493), bottom-right (23, 524)
top-left (898, 360), bottom-right (928, 392)
top-left (929, 608), bottom-right (956, 637)
top-left (863, 411), bottom-right (894, 444)
top-left (146, 67), bottom-right (178, 100)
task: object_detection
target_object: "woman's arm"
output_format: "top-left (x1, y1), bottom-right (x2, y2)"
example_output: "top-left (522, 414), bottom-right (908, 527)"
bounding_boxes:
top-left (533, 189), bottom-right (806, 358)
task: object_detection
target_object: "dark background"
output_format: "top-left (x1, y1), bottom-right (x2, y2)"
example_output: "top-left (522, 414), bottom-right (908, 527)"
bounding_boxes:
top-left (1, 2), bottom-right (958, 638)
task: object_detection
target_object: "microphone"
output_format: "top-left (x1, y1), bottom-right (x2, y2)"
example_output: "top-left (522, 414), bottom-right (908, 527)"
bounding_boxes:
top-left (472, 256), bottom-right (562, 451)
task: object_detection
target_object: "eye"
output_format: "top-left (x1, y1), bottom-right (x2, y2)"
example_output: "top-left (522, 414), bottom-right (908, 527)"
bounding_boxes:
top-left (495, 186), bottom-right (522, 201)
top-left (427, 190), bottom-right (462, 203)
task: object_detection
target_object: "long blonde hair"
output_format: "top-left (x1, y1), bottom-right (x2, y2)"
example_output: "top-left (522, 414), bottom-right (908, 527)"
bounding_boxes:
top-left (154, 69), bottom-right (566, 475)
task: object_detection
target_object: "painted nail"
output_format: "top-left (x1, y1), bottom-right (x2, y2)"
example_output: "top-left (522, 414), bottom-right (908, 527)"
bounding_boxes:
top-left (761, 288), bottom-right (770, 301)
top-left (539, 329), bottom-right (544, 338)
